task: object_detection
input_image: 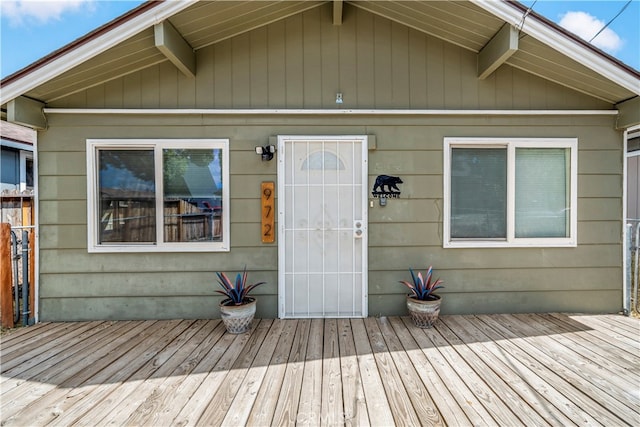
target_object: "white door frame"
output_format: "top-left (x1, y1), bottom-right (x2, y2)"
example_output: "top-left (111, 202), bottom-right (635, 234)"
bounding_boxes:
top-left (277, 135), bottom-right (368, 318)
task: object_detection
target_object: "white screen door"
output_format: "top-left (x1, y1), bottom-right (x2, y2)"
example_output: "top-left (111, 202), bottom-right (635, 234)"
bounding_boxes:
top-left (278, 136), bottom-right (368, 318)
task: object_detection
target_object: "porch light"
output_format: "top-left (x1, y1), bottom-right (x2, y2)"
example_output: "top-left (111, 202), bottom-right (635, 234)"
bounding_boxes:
top-left (255, 145), bottom-right (276, 161)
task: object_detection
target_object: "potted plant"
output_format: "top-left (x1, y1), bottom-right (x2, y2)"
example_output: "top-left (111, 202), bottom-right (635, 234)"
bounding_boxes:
top-left (399, 266), bottom-right (444, 328)
top-left (215, 267), bottom-right (265, 334)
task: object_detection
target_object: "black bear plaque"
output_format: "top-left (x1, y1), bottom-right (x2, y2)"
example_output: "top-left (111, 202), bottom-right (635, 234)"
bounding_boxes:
top-left (372, 175), bottom-right (402, 198)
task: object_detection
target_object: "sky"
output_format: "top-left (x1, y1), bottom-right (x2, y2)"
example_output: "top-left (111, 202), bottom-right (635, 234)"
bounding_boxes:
top-left (1, 0), bottom-right (639, 80)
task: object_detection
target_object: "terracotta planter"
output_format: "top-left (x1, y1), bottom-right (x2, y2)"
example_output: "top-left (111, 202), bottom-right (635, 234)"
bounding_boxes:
top-left (219, 297), bottom-right (257, 334)
top-left (406, 295), bottom-right (441, 328)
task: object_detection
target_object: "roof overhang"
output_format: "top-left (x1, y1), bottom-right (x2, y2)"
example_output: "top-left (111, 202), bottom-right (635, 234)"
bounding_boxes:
top-left (470, 0), bottom-right (639, 95)
top-left (0, 0), bottom-right (197, 106)
top-left (1, 0), bottom-right (638, 124)
top-left (0, 120), bottom-right (36, 146)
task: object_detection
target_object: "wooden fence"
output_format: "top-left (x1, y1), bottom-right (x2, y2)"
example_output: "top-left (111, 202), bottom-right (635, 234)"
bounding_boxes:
top-left (1, 196), bottom-right (35, 328)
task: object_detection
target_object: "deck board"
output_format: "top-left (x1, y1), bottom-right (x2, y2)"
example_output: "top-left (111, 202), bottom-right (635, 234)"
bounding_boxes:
top-left (377, 317), bottom-right (444, 426)
top-left (442, 315), bottom-right (576, 426)
top-left (422, 318), bottom-right (522, 426)
top-left (364, 317), bottom-right (421, 425)
top-left (80, 319), bottom-right (210, 426)
top-left (270, 318), bottom-right (310, 426)
top-left (526, 314), bottom-right (639, 388)
top-left (0, 321), bottom-right (117, 386)
top-left (0, 321), bottom-right (103, 366)
top-left (296, 318), bottom-right (324, 426)
top-left (219, 319), bottom-right (284, 426)
top-left (14, 320), bottom-right (193, 427)
top-left (104, 319), bottom-right (219, 426)
top-left (320, 318), bottom-right (343, 426)
top-left (1, 320), bottom-right (152, 421)
top-left (245, 319), bottom-right (298, 426)
top-left (388, 316), bottom-right (470, 426)
top-left (170, 320), bottom-right (263, 426)
top-left (505, 314), bottom-right (639, 423)
top-left (337, 318), bottom-right (370, 427)
top-left (192, 319), bottom-right (274, 426)
top-left (569, 315), bottom-right (640, 350)
top-left (401, 316), bottom-right (497, 425)
top-left (352, 318), bottom-right (395, 425)
top-left (436, 317), bottom-right (549, 426)
top-left (133, 320), bottom-right (230, 426)
top-left (0, 314), bottom-right (638, 426)
top-left (1, 322), bottom-right (63, 348)
top-left (478, 314), bottom-right (627, 426)
top-left (545, 313), bottom-right (639, 370)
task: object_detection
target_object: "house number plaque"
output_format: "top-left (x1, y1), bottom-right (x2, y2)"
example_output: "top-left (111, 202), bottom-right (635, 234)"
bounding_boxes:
top-left (261, 181), bottom-right (275, 243)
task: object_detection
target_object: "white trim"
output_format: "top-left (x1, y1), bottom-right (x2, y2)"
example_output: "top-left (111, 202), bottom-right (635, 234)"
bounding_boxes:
top-left (1, 140), bottom-right (34, 151)
top-left (627, 124), bottom-right (640, 158)
top-left (86, 139), bottom-right (230, 253)
top-left (624, 124), bottom-right (640, 311)
top-left (623, 124), bottom-right (640, 313)
top-left (19, 151), bottom-right (33, 192)
top-left (33, 136), bottom-right (39, 323)
top-left (0, 1), bottom-right (198, 106)
top-left (627, 126), bottom-right (640, 141)
top-left (623, 128), bottom-right (629, 311)
top-left (443, 137), bottom-right (578, 248)
top-left (42, 108), bottom-right (619, 116)
top-left (470, 0), bottom-right (640, 95)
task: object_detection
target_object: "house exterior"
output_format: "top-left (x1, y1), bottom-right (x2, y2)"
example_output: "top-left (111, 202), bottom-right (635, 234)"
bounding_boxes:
top-left (628, 130), bottom-right (640, 220)
top-left (1, 0), bottom-right (639, 322)
top-left (1, 121), bottom-right (35, 194)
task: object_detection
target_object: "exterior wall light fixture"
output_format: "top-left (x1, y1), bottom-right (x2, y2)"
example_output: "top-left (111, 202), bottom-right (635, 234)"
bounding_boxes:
top-left (255, 145), bottom-right (276, 161)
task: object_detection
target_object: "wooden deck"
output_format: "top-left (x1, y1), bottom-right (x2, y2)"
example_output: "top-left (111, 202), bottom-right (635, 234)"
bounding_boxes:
top-left (1, 314), bottom-right (638, 426)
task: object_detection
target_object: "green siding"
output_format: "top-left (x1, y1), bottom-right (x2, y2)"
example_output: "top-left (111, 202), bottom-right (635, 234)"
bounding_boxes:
top-left (50, 4), bottom-right (610, 111)
top-left (37, 4), bottom-right (623, 321)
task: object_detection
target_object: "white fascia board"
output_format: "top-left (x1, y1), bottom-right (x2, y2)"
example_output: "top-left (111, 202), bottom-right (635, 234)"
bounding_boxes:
top-left (470, 0), bottom-right (640, 95)
top-left (0, 0), bottom-right (198, 106)
top-left (42, 108), bottom-right (619, 116)
top-left (1, 139), bottom-right (34, 151)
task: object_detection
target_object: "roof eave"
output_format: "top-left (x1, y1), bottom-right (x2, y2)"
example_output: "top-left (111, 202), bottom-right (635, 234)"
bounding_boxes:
top-left (0, 0), bottom-right (198, 107)
top-left (470, 0), bottom-right (640, 96)
top-left (2, 0), bottom-right (638, 109)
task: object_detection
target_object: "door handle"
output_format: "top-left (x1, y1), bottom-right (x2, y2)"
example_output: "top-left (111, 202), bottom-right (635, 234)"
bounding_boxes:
top-left (354, 220), bottom-right (363, 238)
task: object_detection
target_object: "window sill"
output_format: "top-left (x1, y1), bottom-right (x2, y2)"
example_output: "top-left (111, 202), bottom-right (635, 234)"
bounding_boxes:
top-left (444, 239), bottom-right (577, 248)
top-left (88, 243), bottom-right (230, 253)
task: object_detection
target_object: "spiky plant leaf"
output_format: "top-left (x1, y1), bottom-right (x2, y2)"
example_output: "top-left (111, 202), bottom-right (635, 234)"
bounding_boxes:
top-left (215, 268), bottom-right (266, 305)
top-left (399, 266), bottom-right (444, 301)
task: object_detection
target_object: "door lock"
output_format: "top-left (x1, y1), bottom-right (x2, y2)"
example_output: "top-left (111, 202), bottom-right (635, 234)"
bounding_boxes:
top-left (354, 220), bottom-right (363, 238)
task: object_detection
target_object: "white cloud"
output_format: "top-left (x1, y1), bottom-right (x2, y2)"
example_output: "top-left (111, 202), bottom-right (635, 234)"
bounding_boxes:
top-left (1, 0), bottom-right (95, 26)
top-left (559, 11), bottom-right (623, 54)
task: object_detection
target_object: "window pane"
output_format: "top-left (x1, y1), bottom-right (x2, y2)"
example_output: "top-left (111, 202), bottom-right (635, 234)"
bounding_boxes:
top-left (98, 150), bottom-right (156, 243)
top-left (1, 147), bottom-right (18, 185)
top-left (25, 158), bottom-right (34, 187)
top-left (515, 148), bottom-right (569, 238)
top-left (451, 148), bottom-right (507, 238)
top-left (163, 149), bottom-right (223, 242)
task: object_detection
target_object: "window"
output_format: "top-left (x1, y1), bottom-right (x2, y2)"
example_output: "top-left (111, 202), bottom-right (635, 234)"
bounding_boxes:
top-left (444, 138), bottom-right (577, 248)
top-left (23, 155), bottom-right (34, 189)
top-left (0, 146), bottom-right (33, 192)
top-left (1, 147), bottom-right (19, 186)
top-left (87, 139), bottom-right (229, 252)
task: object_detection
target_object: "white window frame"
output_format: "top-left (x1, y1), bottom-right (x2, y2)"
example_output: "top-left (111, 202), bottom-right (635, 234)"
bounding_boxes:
top-left (87, 139), bottom-right (230, 253)
top-left (19, 150), bottom-right (34, 191)
top-left (443, 137), bottom-right (578, 248)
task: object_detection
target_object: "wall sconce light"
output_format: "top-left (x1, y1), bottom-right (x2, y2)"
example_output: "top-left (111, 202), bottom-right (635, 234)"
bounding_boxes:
top-left (255, 145), bottom-right (276, 161)
top-left (335, 92), bottom-right (343, 104)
